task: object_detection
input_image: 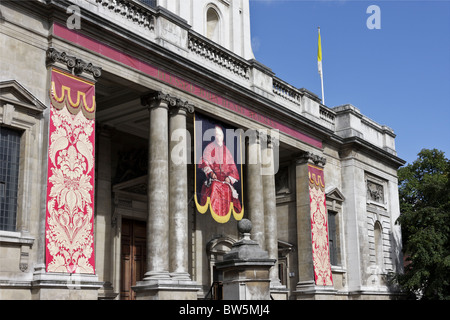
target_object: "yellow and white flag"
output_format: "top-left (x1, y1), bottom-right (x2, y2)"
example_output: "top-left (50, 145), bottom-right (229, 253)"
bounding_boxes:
top-left (318, 27), bottom-right (323, 77)
top-left (317, 27), bottom-right (325, 105)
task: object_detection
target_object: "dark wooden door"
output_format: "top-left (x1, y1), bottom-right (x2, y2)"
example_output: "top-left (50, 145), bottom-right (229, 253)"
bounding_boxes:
top-left (120, 219), bottom-right (147, 300)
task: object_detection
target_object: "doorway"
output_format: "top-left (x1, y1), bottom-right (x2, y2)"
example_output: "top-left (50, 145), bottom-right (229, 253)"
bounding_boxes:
top-left (120, 218), bottom-right (147, 300)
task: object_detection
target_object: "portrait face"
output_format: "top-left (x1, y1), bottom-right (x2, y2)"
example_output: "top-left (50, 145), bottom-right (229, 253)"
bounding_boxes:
top-left (214, 126), bottom-right (224, 147)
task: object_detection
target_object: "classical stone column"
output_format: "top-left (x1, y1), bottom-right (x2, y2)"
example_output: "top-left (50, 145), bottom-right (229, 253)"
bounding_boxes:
top-left (96, 127), bottom-right (116, 299)
top-left (32, 48), bottom-right (103, 300)
top-left (135, 93), bottom-right (199, 300)
top-left (141, 92), bottom-right (174, 280)
top-left (294, 152), bottom-right (334, 299)
top-left (168, 100), bottom-right (194, 280)
top-left (246, 130), bottom-right (265, 250)
top-left (295, 153), bottom-right (320, 291)
top-left (261, 135), bottom-right (283, 289)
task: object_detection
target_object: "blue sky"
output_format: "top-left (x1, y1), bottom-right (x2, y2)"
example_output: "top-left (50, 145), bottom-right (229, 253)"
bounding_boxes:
top-left (249, 0), bottom-right (450, 165)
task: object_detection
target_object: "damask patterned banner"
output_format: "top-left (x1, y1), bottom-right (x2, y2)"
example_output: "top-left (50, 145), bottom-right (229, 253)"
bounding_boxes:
top-left (45, 68), bottom-right (96, 274)
top-left (194, 113), bottom-right (244, 223)
top-left (308, 164), bottom-right (333, 286)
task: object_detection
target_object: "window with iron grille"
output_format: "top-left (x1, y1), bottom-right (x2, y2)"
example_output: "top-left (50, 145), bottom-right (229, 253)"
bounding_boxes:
top-left (0, 126), bottom-right (21, 231)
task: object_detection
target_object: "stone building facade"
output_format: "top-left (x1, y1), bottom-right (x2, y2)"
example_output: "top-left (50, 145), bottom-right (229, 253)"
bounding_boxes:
top-left (0, 0), bottom-right (404, 300)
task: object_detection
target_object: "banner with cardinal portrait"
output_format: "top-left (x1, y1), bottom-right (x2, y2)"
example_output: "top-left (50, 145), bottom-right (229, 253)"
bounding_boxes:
top-left (194, 113), bottom-right (244, 223)
top-left (45, 68), bottom-right (96, 274)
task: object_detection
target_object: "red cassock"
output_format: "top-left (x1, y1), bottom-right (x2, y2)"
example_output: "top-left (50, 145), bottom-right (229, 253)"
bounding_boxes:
top-left (198, 142), bottom-right (242, 216)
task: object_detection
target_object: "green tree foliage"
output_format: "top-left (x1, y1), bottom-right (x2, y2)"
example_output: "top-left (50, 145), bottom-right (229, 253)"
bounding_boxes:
top-left (396, 149), bottom-right (450, 299)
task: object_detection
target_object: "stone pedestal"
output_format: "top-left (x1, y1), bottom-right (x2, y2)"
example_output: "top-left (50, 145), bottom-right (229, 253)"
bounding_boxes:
top-left (294, 280), bottom-right (337, 300)
top-left (216, 219), bottom-right (275, 300)
top-left (31, 266), bottom-right (103, 300)
top-left (133, 279), bottom-right (200, 300)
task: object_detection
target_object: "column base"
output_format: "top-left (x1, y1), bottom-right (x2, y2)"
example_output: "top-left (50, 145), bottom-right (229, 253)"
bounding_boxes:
top-left (143, 270), bottom-right (171, 280)
top-left (31, 266), bottom-right (103, 300)
top-left (133, 279), bottom-right (200, 300)
top-left (293, 280), bottom-right (337, 300)
top-left (170, 272), bottom-right (192, 281)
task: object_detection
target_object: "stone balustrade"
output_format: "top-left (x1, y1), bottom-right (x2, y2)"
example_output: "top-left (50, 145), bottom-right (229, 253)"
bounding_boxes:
top-left (66, 0), bottom-right (400, 152)
top-left (319, 105), bottom-right (336, 123)
top-left (188, 32), bottom-right (250, 80)
top-left (95, 0), bottom-right (155, 30)
top-left (273, 77), bottom-right (301, 106)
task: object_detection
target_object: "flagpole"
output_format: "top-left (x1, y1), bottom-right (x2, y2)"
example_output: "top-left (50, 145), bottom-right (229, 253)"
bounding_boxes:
top-left (320, 67), bottom-right (325, 106)
top-left (318, 27), bottom-right (325, 105)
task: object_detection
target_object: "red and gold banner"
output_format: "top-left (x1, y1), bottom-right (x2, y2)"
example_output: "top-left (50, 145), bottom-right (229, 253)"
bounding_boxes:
top-left (45, 69), bottom-right (96, 274)
top-left (194, 113), bottom-right (244, 223)
top-left (308, 164), bottom-right (333, 286)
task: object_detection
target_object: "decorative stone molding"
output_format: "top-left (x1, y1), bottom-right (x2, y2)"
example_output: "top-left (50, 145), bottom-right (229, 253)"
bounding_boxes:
top-left (174, 98), bottom-right (195, 114)
top-left (0, 80), bottom-right (46, 116)
top-left (0, 231), bottom-right (34, 273)
top-left (319, 105), bottom-right (336, 122)
top-left (19, 246), bottom-right (29, 272)
top-left (188, 32), bottom-right (250, 80)
top-left (273, 77), bottom-right (301, 106)
top-left (46, 48), bottom-right (102, 79)
top-left (95, 0), bottom-right (155, 30)
top-left (367, 180), bottom-right (384, 204)
top-left (296, 151), bottom-right (327, 167)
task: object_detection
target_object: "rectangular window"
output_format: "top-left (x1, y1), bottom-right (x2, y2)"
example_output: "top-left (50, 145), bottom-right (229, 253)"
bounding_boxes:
top-left (0, 126), bottom-right (21, 231)
top-left (328, 210), bottom-right (337, 266)
top-left (138, 0), bottom-right (156, 7)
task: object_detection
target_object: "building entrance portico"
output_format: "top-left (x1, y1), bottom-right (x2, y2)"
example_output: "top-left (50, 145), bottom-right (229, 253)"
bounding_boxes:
top-left (93, 70), bottom-right (291, 299)
top-left (1, 0), bottom-right (405, 301)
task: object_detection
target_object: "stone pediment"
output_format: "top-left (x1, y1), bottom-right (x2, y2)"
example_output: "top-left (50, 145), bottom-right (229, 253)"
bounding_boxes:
top-left (325, 186), bottom-right (345, 203)
top-left (0, 80), bottom-right (46, 115)
top-left (278, 240), bottom-right (294, 257)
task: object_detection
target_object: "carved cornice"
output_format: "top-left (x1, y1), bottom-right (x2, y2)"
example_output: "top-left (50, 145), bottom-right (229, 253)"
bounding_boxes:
top-left (46, 48), bottom-right (102, 79)
top-left (296, 151), bottom-right (327, 167)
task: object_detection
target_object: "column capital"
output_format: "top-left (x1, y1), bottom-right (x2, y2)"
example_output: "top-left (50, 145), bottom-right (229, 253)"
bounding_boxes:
top-left (296, 151), bottom-right (327, 167)
top-left (141, 91), bottom-right (177, 110)
top-left (170, 99), bottom-right (195, 116)
top-left (46, 47), bottom-right (102, 81)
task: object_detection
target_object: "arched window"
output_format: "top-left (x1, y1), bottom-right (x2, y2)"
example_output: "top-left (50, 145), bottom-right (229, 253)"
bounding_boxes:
top-left (374, 221), bottom-right (383, 268)
top-left (206, 7), bottom-right (220, 43)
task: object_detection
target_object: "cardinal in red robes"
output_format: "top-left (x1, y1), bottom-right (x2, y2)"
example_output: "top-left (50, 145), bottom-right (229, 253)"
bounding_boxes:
top-left (198, 126), bottom-right (242, 216)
